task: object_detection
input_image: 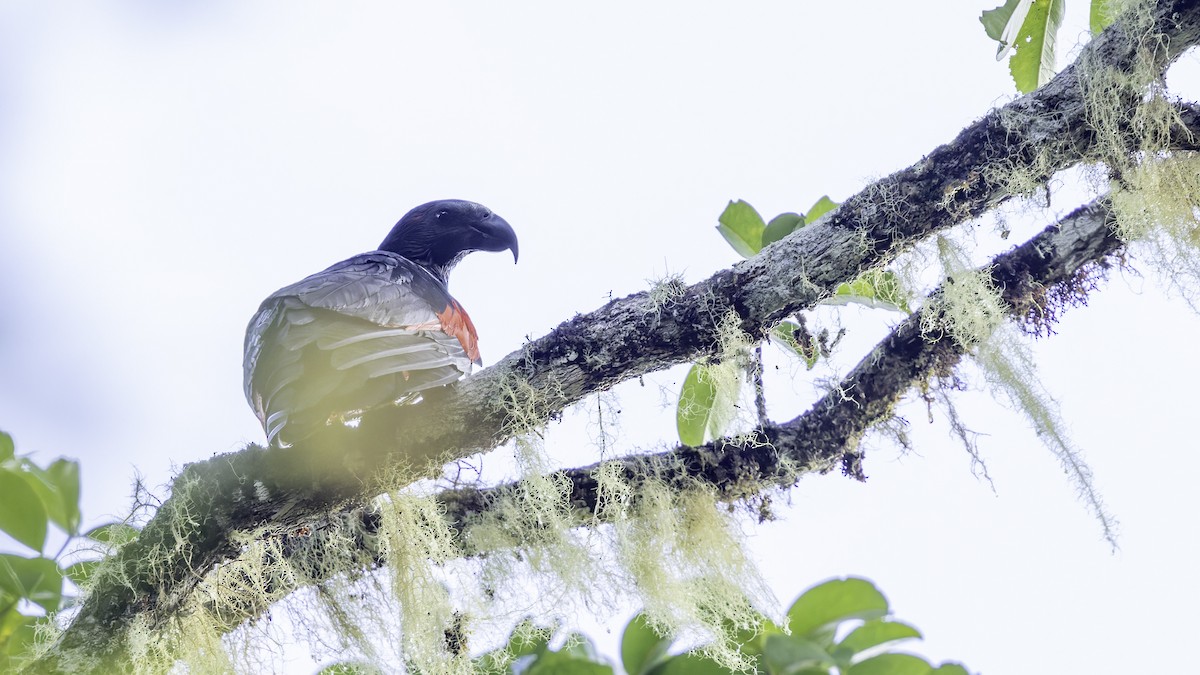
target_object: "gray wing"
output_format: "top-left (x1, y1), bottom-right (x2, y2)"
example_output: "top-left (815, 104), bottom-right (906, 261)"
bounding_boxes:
top-left (243, 252), bottom-right (472, 445)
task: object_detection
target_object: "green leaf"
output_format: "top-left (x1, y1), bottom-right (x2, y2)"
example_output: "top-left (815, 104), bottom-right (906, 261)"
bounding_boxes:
top-left (1008, 0), bottom-right (1065, 93)
top-left (45, 460), bottom-right (81, 535)
top-left (677, 364), bottom-right (717, 446)
top-left (63, 560), bottom-right (99, 586)
top-left (837, 619), bottom-right (922, 656)
top-left (0, 469), bottom-right (48, 553)
top-left (525, 649), bottom-right (613, 674)
top-left (829, 278), bottom-right (874, 303)
top-left (980, 0), bottom-right (1029, 56)
top-left (0, 555), bottom-right (63, 613)
top-left (931, 664), bottom-right (972, 675)
top-left (85, 522), bottom-right (140, 547)
top-left (0, 433), bottom-right (12, 462)
top-left (17, 459), bottom-right (82, 536)
top-left (316, 663), bottom-right (379, 675)
top-left (847, 653), bottom-right (933, 675)
top-left (474, 619), bottom-right (554, 673)
top-left (1090, 0), bottom-right (1115, 35)
top-left (560, 633), bottom-right (602, 661)
top-left (621, 613), bottom-right (672, 675)
top-left (761, 213), bottom-right (804, 248)
top-left (804, 196), bottom-right (839, 224)
top-left (1, 606), bottom-right (39, 658)
top-left (717, 200), bottom-right (766, 258)
top-left (11, 463), bottom-right (67, 536)
top-left (825, 270), bottom-right (910, 313)
top-left (677, 364), bottom-right (737, 447)
top-left (762, 634), bottom-right (834, 674)
top-left (648, 652), bottom-right (733, 675)
top-left (772, 321), bottom-right (819, 369)
top-left (787, 578), bottom-right (889, 640)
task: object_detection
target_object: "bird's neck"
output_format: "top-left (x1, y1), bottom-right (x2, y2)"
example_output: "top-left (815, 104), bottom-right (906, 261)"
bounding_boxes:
top-left (420, 251), bottom-right (468, 285)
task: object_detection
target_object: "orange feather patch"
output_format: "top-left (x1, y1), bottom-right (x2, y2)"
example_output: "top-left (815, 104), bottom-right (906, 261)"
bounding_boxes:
top-left (436, 300), bottom-right (481, 365)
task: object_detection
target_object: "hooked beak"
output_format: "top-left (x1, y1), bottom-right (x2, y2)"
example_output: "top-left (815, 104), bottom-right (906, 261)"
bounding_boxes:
top-left (476, 213), bottom-right (518, 263)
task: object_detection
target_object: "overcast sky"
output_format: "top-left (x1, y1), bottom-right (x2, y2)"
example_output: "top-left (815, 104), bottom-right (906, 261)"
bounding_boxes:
top-left (2, 2), bottom-right (1199, 673)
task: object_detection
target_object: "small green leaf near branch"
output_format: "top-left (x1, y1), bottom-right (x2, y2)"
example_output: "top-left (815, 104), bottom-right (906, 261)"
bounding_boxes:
top-left (677, 364), bottom-right (725, 446)
top-left (980, 0), bottom-right (1065, 93)
top-left (716, 196), bottom-right (838, 258)
top-left (717, 200), bottom-right (766, 258)
top-left (824, 270), bottom-right (911, 314)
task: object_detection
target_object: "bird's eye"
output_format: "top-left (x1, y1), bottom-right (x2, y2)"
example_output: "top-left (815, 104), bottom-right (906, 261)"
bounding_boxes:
top-left (437, 210), bottom-right (448, 219)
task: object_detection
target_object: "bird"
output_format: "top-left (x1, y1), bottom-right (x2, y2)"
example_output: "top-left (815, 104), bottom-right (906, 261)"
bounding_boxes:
top-left (243, 199), bottom-right (518, 446)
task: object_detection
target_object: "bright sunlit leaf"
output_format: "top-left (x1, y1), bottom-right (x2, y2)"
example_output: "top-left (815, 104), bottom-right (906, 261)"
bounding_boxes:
top-left (717, 199), bottom-right (766, 258)
top-left (825, 270), bottom-right (911, 313)
top-left (1008, 0), bottom-right (1065, 92)
top-left (677, 364), bottom-right (723, 447)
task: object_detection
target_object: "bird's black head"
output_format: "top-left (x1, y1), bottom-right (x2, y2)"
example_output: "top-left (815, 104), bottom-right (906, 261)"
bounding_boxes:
top-left (379, 199), bottom-right (518, 280)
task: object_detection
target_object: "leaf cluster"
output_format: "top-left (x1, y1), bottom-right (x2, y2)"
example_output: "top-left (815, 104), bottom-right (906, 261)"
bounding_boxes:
top-left (616, 577), bottom-right (969, 675)
top-left (0, 431), bottom-right (138, 670)
top-left (678, 198), bottom-right (909, 447)
top-left (315, 578), bottom-right (970, 674)
top-left (317, 578), bottom-right (970, 675)
top-left (981, 0), bottom-right (1116, 93)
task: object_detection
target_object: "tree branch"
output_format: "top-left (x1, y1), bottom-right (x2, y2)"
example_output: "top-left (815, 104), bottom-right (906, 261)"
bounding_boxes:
top-left (38, 1), bottom-right (1200, 670)
top-left (214, 195), bottom-right (1127, 637)
top-left (445, 196), bottom-right (1125, 526)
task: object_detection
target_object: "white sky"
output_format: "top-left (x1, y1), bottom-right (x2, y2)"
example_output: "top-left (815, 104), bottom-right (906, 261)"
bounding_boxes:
top-left (2, 2), bottom-right (1198, 673)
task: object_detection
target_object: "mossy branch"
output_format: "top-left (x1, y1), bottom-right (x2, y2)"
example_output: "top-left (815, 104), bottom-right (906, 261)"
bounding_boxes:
top-left (208, 195), bottom-right (1128, 640)
top-left (34, 1), bottom-right (1200, 670)
top-left (448, 195), bottom-right (1126, 526)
